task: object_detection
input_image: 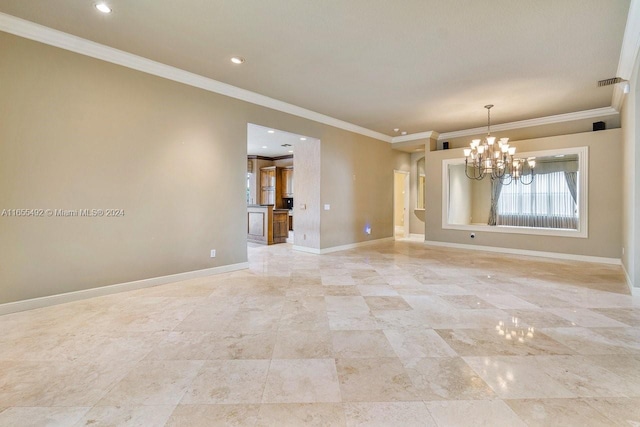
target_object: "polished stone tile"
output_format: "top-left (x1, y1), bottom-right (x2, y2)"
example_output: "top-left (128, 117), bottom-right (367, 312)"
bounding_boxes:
top-left (425, 400), bottom-right (527, 427)
top-left (322, 275), bottom-right (356, 286)
top-left (0, 406), bottom-right (89, 427)
top-left (464, 356), bottom-right (576, 399)
top-left (0, 360), bottom-right (136, 407)
top-left (373, 310), bottom-right (430, 329)
top-left (593, 308), bottom-right (640, 326)
top-left (477, 294), bottom-right (540, 309)
top-left (505, 309), bottom-right (576, 328)
top-left (324, 285), bottom-right (361, 296)
top-left (0, 330), bottom-right (166, 363)
top-left (145, 331), bottom-right (276, 360)
top-left (279, 296), bottom-right (329, 331)
top-left (273, 329), bottom-right (333, 359)
top-left (262, 359), bottom-right (342, 403)
top-left (541, 327), bottom-right (640, 355)
top-left (165, 404), bottom-right (260, 427)
top-left (356, 285), bottom-right (398, 296)
top-left (256, 403), bottom-right (346, 426)
top-left (181, 360), bottom-right (270, 404)
top-left (325, 296), bottom-right (370, 313)
top-left (506, 398), bottom-right (615, 427)
top-left (331, 330), bottom-right (396, 358)
top-left (436, 328), bottom-right (575, 356)
top-left (583, 397), bottom-right (640, 426)
top-left (1, 240), bottom-right (637, 426)
top-left (384, 328), bottom-right (457, 358)
top-left (328, 311), bottom-right (380, 331)
top-left (585, 354), bottom-right (640, 391)
top-left (534, 355), bottom-right (639, 397)
top-left (441, 294), bottom-right (497, 309)
top-left (343, 402), bottom-right (436, 427)
top-left (97, 360), bottom-right (204, 406)
top-left (336, 358), bottom-right (418, 402)
top-left (549, 308), bottom-right (629, 327)
top-left (75, 405), bottom-right (175, 427)
top-left (363, 296), bottom-right (412, 311)
top-left (402, 357), bottom-right (496, 400)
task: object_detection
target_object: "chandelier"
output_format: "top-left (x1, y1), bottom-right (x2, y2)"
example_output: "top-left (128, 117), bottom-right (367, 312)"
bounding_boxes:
top-left (464, 105), bottom-right (535, 185)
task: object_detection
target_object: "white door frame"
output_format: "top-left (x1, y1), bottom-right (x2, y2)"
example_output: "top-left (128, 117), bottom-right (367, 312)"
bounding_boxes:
top-left (393, 170), bottom-right (410, 239)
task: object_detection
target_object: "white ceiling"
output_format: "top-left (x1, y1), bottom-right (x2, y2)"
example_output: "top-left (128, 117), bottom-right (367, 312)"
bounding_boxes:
top-left (247, 123), bottom-right (315, 157)
top-left (0, 0), bottom-right (631, 136)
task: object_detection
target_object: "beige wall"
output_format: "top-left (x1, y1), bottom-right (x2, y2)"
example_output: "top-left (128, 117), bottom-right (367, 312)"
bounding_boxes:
top-left (320, 132), bottom-right (409, 248)
top-left (0, 32), bottom-right (406, 304)
top-left (409, 151), bottom-right (426, 235)
top-left (447, 164), bottom-right (471, 224)
top-left (425, 129), bottom-right (623, 258)
top-left (471, 178), bottom-right (491, 224)
top-left (393, 173), bottom-right (405, 228)
top-left (621, 49), bottom-right (640, 290)
top-left (293, 139), bottom-right (321, 250)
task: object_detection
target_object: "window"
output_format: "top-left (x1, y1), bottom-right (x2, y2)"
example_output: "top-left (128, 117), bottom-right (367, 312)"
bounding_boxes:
top-left (497, 171), bottom-right (578, 229)
top-left (442, 147), bottom-right (588, 238)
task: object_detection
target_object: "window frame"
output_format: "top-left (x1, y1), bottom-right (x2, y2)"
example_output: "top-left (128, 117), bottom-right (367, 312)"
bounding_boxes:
top-left (442, 146), bottom-right (588, 238)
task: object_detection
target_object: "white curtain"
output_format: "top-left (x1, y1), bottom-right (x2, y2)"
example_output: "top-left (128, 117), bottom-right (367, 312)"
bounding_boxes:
top-left (497, 171), bottom-right (578, 229)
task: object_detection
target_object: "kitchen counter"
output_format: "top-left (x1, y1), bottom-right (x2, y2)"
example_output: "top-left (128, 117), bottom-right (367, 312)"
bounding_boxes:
top-left (247, 205), bottom-right (289, 244)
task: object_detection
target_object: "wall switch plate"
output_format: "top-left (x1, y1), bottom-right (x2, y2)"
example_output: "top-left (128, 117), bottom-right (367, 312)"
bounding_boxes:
top-left (210, 249), bottom-right (216, 258)
top-left (324, 204), bottom-right (330, 210)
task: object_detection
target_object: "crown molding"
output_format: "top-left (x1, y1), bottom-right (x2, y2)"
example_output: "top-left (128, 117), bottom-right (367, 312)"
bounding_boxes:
top-left (0, 12), bottom-right (392, 143)
top-left (391, 131), bottom-right (439, 144)
top-left (612, 0), bottom-right (640, 111)
top-left (0, 9), bottom-right (632, 146)
top-left (617, 0), bottom-right (640, 80)
top-left (435, 107), bottom-right (618, 141)
top-left (389, 107), bottom-right (619, 143)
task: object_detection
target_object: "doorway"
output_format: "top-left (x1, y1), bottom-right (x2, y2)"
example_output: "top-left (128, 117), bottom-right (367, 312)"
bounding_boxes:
top-left (394, 170), bottom-right (410, 239)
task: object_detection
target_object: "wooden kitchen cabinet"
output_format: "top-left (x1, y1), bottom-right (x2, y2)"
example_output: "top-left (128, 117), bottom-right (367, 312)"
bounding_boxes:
top-left (282, 167), bottom-right (294, 198)
top-left (272, 209), bottom-right (289, 243)
top-left (260, 166), bottom-right (283, 207)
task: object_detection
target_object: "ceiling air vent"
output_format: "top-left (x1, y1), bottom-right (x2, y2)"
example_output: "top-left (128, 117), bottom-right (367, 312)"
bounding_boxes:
top-left (597, 77), bottom-right (624, 87)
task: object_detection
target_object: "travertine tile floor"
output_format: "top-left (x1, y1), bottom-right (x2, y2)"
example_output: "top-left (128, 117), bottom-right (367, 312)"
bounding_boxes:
top-left (1, 240), bottom-right (639, 426)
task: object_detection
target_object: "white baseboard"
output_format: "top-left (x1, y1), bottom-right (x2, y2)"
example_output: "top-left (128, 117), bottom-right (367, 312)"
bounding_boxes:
top-left (621, 262), bottom-right (638, 295)
top-left (423, 240), bottom-right (621, 265)
top-left (409, 234), bottom-right (426, 240)
top-left (292, 245), bottom-right (322, 254)
top-left (0, 262), bottom-right (249, 316)
top-left (293, 237), bottom-right (395, 255)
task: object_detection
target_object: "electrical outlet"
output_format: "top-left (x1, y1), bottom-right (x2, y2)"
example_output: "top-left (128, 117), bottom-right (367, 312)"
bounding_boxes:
top-left (210, 249), bottom-right (216, 258)
top-left (324, 204), bottom-right (330, 210)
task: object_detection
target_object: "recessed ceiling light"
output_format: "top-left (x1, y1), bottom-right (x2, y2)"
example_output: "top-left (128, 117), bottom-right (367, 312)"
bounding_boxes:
top-left (267, 130), bottom-right (275, 134)
top-left (261, 146), bottom-right (267, 149)
top-left (401, 131), bottom-right (407, 135)
top-left (231, 56), bottom-right (245, 64)
top-left (95, 3), bottom-right (112, 13)
top-left (394, 128), bottom-right (400, 132)
top-left (300, 137), bottom-right (307, 141)
top-left (288, 150), bottom-right (294, 153)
